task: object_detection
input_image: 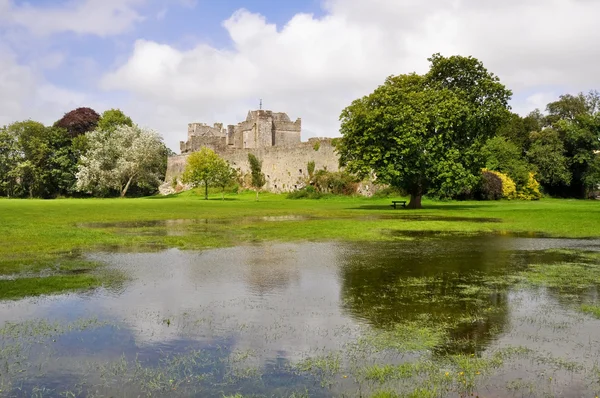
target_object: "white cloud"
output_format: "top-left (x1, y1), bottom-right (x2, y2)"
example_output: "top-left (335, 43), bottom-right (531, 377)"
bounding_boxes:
top-left (0, 46), bottom-right (97, 127)
top-left (101, 0), bottom-right (600, 151)
top-left (0, 0), bottom-right (145, 37)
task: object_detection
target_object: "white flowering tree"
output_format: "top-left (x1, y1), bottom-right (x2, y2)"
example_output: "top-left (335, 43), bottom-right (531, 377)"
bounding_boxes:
top-left (76, 125), bottom-right (166, 197)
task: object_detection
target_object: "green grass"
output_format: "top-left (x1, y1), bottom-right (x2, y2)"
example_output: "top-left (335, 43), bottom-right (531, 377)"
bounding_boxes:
top-left (0, 275), bottom-right (100, 300)
top-left (0, 191), bottom-right (599, 299)
top-left (581, 304), bottom-right (600, 318)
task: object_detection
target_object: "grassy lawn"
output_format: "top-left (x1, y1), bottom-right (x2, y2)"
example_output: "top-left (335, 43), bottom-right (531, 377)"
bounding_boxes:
top-left (0, 190), bottom-right (599, 299)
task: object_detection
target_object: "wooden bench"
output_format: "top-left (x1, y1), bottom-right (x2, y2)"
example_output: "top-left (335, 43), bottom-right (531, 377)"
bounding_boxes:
top-left (390, 200), bottom-right (407, 209)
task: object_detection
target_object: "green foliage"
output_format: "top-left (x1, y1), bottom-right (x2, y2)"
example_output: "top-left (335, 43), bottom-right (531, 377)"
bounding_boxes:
top-left (248, 153), bottom-right (266, 200)
top-left (182, 147), bottom-right (230, 200)
top-left (482, 136), bottom-right (531, 190)
top-left (97, 109), bottom-right (133, 132)
top-left (527, 128), bottom-right (571, 187)
top-left (312, 141), bottom-right (320, 151)
top-left (287, 185), bottom-right (325, 199)
top-left (312, 170), bottom-right (358, 195)
top-left (545, 90), bottom-right (600, 197)
top-left (515, 172), bottom-right (542, 200)
top-left (338, 54), bottom-right (511, 208)
top-left (307, 160), bottom-right (316, 179)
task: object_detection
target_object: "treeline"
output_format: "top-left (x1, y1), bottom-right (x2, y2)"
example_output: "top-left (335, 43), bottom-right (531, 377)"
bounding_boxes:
top-left (0, 108), bottom-right (171, 198)
top-left (482, 91), bottom-right (600, 199)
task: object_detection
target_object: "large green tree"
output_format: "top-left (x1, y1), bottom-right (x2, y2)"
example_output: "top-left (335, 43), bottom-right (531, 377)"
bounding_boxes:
top-left (527, 128), bottom-right (571, 188)
top-left (545, 91), bottom-right (600, 197)
top-left (337, 54), bottom-right (512, 208)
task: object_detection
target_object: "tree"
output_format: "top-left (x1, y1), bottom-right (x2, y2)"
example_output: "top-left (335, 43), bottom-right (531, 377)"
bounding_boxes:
top-left (481, 136), bottom-right (531, 190)
top-left (0, 126), bottom-right (21, 197)
top-left (545, 91), bottom-right (600, 197)
top-left (76, 125), bottom-right (166, 197)
top-left (181, 147), bottom-right (228, 200)
top-left (54, 107), bottom-right (100, 139)
top-left (213, 161), bottom-right (236, 200)
top-left (248, 153), bottom-right (266, 201)
top-left (97, 109), bottom-right (133, 132)
top-left (527, 129), bottom-right (571, 188)
top-left (338, 54), bottom-right (512, 208)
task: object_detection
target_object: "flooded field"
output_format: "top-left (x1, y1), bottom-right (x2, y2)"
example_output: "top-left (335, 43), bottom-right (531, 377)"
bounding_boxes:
top-left (1, 230), bottom-right (600, 397)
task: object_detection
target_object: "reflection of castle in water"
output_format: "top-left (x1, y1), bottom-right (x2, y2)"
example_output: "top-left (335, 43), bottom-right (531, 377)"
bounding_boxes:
top-left (243, 245), bottom-right (301, 295)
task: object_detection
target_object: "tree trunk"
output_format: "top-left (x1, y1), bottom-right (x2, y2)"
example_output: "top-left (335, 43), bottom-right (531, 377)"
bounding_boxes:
top-left (407, 194), bottom-right (422, 209)
top-left (221, 188), bottom-right (225, 201)
top-left (255, 189), bottom-right (259, 201)
top-left (121, 176), bottom-right (134, 198)
top-left (204, 182), bottom-right (208, 200)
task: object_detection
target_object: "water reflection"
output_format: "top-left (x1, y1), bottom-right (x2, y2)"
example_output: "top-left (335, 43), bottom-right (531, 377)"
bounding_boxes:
top-left (0, 237), bottom-right (599, 396)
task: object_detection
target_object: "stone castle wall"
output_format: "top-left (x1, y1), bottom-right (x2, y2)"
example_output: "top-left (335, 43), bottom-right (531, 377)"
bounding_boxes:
top-left (164, 109), bottom-right (342, 194)
top-left (164, 138), bottom-right (340, 193)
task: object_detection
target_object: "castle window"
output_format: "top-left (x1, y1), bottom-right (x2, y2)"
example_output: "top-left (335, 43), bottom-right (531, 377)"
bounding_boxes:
top-left (299, 169), bottom-right (302, 174)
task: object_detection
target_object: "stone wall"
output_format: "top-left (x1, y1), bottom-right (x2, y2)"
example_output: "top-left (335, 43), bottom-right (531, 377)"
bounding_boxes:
top-left (164, 138), bottom-right (340, 193)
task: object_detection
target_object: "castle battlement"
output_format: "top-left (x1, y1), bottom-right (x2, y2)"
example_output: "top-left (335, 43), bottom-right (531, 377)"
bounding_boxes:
top-left (181, 110), bottom-right (301, 153)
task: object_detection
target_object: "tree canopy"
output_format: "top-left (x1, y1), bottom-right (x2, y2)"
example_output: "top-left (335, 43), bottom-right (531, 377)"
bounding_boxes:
top-left (76, 125), bottom-right (166, 197)
top-left (54, 107), bottom-right (100, 139)
top-left (337, 54), bottom-right (512, 208)
top-left (182, 147), bottom-right (232, 200)
top-left (248, 153), bottom-right (266, 201)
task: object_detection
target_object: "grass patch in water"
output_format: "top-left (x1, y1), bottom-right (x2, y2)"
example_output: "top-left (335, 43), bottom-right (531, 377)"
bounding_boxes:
top-left (581, 304), bottom-right (600, 318)
top-left (520, 260), bottom-right (600, 292)
top-left (0, 274), bottom-right (100, 300)
top-left (361, 322), bottom-right (445, 353)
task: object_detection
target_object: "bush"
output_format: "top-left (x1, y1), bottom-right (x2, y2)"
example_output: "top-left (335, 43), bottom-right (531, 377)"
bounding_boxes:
top-left (287, 185), bottom-right (325, 199)
top-left (478, 170), bottom-right (503, 200)
top-left (371, 186), bottom-right (405, 199)
top-left (483, 169), bottom-right (516, 199)
top-left (516, 172), bottom-right (542, 200)
top-left (313, 170), bottom-right (358, 195)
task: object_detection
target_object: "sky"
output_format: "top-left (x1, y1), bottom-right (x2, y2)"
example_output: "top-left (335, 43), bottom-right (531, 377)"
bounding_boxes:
top-left (1, 0), bottom-right (599, 151)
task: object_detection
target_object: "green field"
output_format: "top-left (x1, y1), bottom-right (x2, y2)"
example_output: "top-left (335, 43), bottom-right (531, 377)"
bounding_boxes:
top-left (1, 191), bottom-right (599, 299)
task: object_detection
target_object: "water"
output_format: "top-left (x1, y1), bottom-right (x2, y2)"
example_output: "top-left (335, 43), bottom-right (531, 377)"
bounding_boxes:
top-left (1, 236), bottom-right (600, 397)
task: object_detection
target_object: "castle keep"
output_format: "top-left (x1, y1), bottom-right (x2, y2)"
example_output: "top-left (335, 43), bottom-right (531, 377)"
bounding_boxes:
top-left (181, 110), bottom-right (302, 153)
top-left (163, 110), bottom-right (340, 193)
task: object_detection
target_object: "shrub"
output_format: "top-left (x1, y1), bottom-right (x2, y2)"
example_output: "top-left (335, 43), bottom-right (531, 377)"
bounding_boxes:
top-left (313, 141), bottom-right (320, 151)
top-left (516, 172), bottom-right (542, 200)
top-left (478, 170), bottom-right (503, 200)
top-left (313, 170), bottom-right (358, 195)
top-left (287, 186), bottom-right (324, 199)
top-left (483, 169), bottom-right (516, 199)
top-left (372, 186), bottom-right (405, 199)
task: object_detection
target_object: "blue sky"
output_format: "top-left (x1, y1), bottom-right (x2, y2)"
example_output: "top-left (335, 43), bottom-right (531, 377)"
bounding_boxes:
top-left (1, 0), bottom-right (599, 150)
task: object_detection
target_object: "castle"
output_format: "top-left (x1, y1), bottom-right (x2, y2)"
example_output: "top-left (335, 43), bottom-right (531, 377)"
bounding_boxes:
top-left (181, 110), bottom-right (302, 152)
top-left (163, 110), bottom-right (341, 193)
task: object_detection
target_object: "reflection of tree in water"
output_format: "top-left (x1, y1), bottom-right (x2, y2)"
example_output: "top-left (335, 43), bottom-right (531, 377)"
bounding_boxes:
top-left (243, 245), bottom-right (301, 295)
top-left (337, 238), bottom-right (528, 354)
